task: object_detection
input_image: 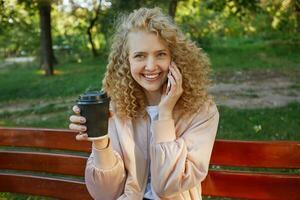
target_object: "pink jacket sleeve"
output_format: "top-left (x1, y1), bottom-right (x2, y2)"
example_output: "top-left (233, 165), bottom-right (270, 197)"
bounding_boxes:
top-left (150, 103), bottom-right (219, 198)
top-left (85, 117), bottom-right (126, 200)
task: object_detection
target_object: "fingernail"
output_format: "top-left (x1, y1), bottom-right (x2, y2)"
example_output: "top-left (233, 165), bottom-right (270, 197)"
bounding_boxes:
top-left (80, 118), bottom-right (85, 123)
top-left (81, 127), bottom-right (86, 131)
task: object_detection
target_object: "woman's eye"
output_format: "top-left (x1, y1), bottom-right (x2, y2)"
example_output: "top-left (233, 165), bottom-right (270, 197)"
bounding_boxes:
top-left (134, 54), bottom-right (144, 59)
top-left (157, 52), bottom-right (167, 57)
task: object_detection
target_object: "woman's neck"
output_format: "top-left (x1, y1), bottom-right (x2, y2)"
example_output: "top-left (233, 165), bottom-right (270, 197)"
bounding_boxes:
top-left (144, 90), bottom-right (161, 106)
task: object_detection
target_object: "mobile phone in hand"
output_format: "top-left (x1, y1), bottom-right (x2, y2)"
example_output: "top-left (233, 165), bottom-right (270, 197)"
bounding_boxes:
top-left (166, 61), bottom-right (173, 94)
top-left (166, 72), bottom-right (171, 94)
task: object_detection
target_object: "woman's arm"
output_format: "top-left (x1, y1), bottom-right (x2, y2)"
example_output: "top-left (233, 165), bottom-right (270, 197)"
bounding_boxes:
top-left (85, 117), bottom-right (127, 200)
top-left (150, 103), bottom-right (219, 198)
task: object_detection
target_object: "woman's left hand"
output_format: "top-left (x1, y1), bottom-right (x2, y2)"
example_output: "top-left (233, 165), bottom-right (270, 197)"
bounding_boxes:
top-left (158, 61), bottom-right (183, 120)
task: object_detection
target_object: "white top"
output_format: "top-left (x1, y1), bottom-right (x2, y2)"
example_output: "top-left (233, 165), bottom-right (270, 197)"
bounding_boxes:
top-left (143, 106), bottom-right (159, 199)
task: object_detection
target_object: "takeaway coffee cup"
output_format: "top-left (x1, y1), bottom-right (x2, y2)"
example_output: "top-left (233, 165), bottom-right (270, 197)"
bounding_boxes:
top-left (77, 90), bottom-right (110, 140)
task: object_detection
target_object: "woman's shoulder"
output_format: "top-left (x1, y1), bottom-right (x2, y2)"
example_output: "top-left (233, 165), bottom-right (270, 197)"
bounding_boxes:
top-left (192, 100), bottom-right (219, 125)
top-left (176, 100), bottom-right (218, 125)
top-left (173, 100), bottom-right (218, 136)
top-left (199, 100), bottom-right (218, 115)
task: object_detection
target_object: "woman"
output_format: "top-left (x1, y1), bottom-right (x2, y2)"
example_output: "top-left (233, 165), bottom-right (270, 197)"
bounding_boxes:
top-left (69, 7), bottom-right (219, 200)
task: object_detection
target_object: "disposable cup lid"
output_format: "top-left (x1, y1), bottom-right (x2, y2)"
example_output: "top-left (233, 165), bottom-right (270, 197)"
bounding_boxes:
top-left (77, 90), bottom-right (109, 103)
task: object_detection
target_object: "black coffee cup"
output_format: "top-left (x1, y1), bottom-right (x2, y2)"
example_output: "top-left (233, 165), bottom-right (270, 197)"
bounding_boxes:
top-left (77, 90), bottom-right (110, 140)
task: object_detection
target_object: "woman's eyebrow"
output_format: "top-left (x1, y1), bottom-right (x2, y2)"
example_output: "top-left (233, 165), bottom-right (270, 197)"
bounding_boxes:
top-left (132, 49), bottom-right (168, 54)
top-left (156, 49), bottom-right (168, 52)
top-left (133, 51), bottom-right (145, 54)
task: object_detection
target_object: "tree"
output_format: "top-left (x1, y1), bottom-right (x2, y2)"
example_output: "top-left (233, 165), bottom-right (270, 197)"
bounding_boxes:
top-left (168, 0), bottom-right (178, 19)
top-left (296, 0), bottom-right (300, 33)
top-left (15, 0), bottom-right (57, 75)
top-left (38, 0), bottom-right (55, 75)
top-left (87, 1), bottom-right (101, 57)
top-left (68, 0), bottom-right (105, 57)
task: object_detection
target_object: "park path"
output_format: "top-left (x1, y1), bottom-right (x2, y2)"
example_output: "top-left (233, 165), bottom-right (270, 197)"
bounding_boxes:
top-left (0, 69), bottom-right (299, 116)
top-left (210, 69), bottom-right (300, 108)
top-left (0, 57), bottom-right (35, 68)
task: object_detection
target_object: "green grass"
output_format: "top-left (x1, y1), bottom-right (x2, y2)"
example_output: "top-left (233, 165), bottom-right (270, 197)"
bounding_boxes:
top-left (0, 58), bottom-right (107, 103)
top-left (0, 102), bottom-right (72, 128)
top-left (1, 100), bottom-right (299, 141)
top-left (206, 37), bottom-right (300, 71)
top-left (217, 102), bottom-right (300, 141)
top-left (0, 110), bottom-right (70, 129)
top-left (0, 193), bottom-right (56, 200)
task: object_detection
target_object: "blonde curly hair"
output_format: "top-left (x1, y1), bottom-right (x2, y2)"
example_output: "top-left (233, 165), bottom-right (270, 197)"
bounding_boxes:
top-left (102, 7), bottom-right (212, 120)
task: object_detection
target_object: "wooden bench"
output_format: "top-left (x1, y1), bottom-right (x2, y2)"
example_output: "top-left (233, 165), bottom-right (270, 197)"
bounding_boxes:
top-left (0, 127), bottom-right (299, 200)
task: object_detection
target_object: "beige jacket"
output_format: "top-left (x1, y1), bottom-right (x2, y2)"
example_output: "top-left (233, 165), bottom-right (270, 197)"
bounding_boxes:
top-left (85, 102), bottom-right (219, 200)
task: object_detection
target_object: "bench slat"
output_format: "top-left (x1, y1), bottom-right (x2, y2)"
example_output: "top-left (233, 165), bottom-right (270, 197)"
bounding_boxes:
top-left (0, 151), bottom-right (87, 176)
top-left (202, 170), bottom-right (300, 200)
top-left (0, 173), bottom-right (92, 200)
top-left (0, 127), bottom-right (91, 152)
top-left (211, 140), bottom-right (300, 168)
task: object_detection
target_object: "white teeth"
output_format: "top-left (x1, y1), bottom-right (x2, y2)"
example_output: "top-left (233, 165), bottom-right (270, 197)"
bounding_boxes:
top-left (144, 74), bottom-right (159, 79)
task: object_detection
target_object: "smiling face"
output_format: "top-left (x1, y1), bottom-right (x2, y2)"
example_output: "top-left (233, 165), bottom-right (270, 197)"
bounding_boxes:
top-left (128, 31), bottom-right (171, 98)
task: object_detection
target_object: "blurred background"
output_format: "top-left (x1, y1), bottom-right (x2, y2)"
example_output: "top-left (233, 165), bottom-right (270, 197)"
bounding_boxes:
top-left (0, 0), bottom-right (299, 140)
top-left (0, 0), bottom-right (299, 199)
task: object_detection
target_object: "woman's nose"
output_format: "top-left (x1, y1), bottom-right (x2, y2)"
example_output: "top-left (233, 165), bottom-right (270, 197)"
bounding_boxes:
top-left (145, 57), bottom-right (157, 71)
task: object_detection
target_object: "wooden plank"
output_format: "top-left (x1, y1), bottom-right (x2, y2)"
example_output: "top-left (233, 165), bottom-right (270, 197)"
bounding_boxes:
top-left (202, 170), bottom-right (300, 200)
top-left (0, 151), bottom-right (87, 176)
top-left (0, 127), bottom-right (91, 152)
top-left (0, 172), bottom-right (93, 200)
top-left (211, 140), bottom-right (300, 168)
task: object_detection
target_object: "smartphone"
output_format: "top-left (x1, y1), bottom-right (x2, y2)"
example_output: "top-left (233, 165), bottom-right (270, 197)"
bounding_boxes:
top-left (166, 77), bottom-right (171, 94)
top-left (166, 62), bottom-right (172, 94)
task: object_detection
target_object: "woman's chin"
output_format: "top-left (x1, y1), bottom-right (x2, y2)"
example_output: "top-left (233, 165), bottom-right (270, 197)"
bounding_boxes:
top-left (142, 85), bottom-right (162, 93)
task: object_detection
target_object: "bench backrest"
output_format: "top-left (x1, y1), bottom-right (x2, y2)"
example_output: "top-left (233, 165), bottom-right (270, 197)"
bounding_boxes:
top-left (203, 140), bottom-right (300, 199)
top-left (0, 127), bottom-right (299, 200)
top-left (0, 127), bottom-right (92, 200)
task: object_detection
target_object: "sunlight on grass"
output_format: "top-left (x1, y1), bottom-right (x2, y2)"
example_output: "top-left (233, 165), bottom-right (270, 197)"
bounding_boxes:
top-left (35, 69), bottom-right (65, 75)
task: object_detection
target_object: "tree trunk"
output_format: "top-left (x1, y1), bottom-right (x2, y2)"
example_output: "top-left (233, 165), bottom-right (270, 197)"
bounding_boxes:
top-left (296, 0), bottom-right (300, 33)
top-left (168, 0), bottom-right (178, 19)
top-left (87, 1), bottom-right (101, 57)
top-left (38, 0), bottom-right (54, 76)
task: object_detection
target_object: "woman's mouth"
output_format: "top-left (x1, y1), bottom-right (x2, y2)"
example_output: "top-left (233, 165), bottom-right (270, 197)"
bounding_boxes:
top-left (142, 73), bottom-right (161, 81)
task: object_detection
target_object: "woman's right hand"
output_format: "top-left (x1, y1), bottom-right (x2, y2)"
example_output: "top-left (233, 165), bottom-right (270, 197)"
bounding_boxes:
top-left (69, 105), bottom-right (89, 141)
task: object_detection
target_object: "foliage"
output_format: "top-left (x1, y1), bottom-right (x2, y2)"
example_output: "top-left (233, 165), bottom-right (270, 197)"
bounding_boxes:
top-left (0, 0), bottom-right (298, 60)
top-left (0, 0), bottom-right (39, 57)
top-left (176, 0), bottom-right (297, 44)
